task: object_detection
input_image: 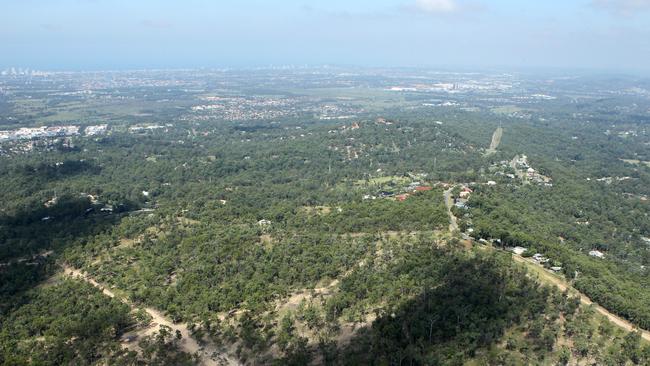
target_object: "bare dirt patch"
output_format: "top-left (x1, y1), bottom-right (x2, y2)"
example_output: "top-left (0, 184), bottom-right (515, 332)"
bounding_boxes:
top-left (511, 255), bottom-right (650, 342)
top-left (259, 234), bottom-right (273, 247)
top-left (177, 216), bottom-right (201, 226)
top-left (62, 265), bottom-right (241, 366)
top-left (485, 127), bottom-right (503, 155)
top-left (300, 206), bottom-right (332, 216)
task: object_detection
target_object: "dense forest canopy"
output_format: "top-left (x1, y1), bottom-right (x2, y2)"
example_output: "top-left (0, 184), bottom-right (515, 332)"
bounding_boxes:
top-left (1, 68), bottom-right (649, 365)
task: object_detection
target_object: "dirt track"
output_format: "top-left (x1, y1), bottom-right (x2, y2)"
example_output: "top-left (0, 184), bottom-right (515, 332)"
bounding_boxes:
top-left (442, 188), bottom-right (650, 342)
top-left (510, 256), bottom-right (650, 342)
top-left (63, 265), bottom-right (240, 366)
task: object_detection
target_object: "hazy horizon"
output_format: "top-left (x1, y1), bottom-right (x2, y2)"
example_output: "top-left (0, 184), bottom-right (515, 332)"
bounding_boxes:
top-left (2, 0), bottom-right (650, 72)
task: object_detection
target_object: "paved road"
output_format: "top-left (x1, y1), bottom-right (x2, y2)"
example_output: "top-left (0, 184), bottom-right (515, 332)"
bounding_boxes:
top-left (63, 265), bottom-right (240, 366)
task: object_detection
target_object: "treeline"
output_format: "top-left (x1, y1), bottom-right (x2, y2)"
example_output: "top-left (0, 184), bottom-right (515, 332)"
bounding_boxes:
top-left (1, 96), bottom-right (649, 364)
top-left (469, 184), bottom-right (650, 330)
top-left (0, 279), bottom-right (133, 365)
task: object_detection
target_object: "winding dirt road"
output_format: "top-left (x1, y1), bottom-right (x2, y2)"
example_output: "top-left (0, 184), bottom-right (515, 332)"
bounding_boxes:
top-left (510, 256), bottom-right (650, 342)
top-left (441, 189), bottom-right (650, 342)
top-left (63, 265), bottom-right (240, 366)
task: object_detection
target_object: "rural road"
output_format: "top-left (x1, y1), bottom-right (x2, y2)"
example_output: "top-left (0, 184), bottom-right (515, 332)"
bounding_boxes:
top-left (63, 265), bottom-right (240, 366)
top-left (510, 255), bottom-right (650, 342)
top-left (442, 189), bottom-right (650, 342)
top-left (443, 187), bottom-right (459, 233)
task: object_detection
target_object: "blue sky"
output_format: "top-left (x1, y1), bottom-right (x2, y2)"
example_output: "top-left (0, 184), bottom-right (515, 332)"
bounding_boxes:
top-left (1, 0), bottom-right (650, 71)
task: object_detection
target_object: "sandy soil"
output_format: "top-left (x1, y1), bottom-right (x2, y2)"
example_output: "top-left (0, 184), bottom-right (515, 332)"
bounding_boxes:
top-left (63, 265), bottom-right (241, 366)
top-left (510, 256), bottom-right (650, 342)
top-left (443, 187), bottom-right (459, 233)
top-left (443, 188), bottom-right (650, 342)
top-left (485, 127), bottom-right (503, 155)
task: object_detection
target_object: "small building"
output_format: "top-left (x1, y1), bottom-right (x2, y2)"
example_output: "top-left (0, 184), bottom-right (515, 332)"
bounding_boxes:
top-left (414, 186), bottom-right (432, 192)
top-left (550, 266), bottom-right (562, 272)
top-left (44, 197), bottom-right (58, 208)
top-left (532, 253), bottom-right (549, 263)
top-left (123, 335), bottom-right (137, 343)
top-left (257, 219), bottom-right (272, 227)
top-left (486, 181), bottom-right (497, 186)
top-left (511, 246), bottom-right (527, 255)
top-left (527, 167), bottom-right (536, 176)
top-left (100, 205), bottom-right (114, 213)
top-left (396, 194), bottom-right (410, 202)
top-left (589, 250), bottom-right (605, 259)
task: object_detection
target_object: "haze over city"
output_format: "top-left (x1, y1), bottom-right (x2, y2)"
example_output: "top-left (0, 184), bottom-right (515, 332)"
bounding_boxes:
top-left (2, 0), bottom-right (650, 71)
top-left (3, 1), bottom-right (650, 365)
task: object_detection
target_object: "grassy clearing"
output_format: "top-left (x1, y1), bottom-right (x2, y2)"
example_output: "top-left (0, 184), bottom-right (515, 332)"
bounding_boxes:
top-left (300, 206), bottom-right (332, 216)
top-left (485, 126), bottom-right (503, 155)
top-left (491, 105), bottom-right (524, 115)
top-left (286, 87), bottom-right (413, 110)
top-left (620, 159), bottom-right (650, 168)
top-left (354, 175), bottom-right (411, 187)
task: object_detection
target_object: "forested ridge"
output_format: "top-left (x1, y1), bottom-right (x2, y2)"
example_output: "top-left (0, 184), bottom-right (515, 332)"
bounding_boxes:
top-left (1, 72), bottom-right (650, 364)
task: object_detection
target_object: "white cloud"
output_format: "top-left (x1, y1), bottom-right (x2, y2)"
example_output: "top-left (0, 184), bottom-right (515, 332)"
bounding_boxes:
top-left (415, 0), bottom-right (458, 13)
top-left (591, 0), bottom-right (650, 16)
